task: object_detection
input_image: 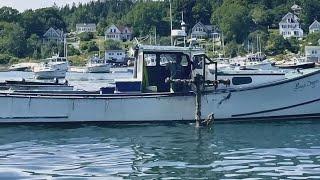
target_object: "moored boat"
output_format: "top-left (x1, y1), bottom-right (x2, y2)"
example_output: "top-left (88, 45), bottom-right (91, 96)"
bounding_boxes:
top-left (0, 45), bottom-right (320, 123)
top-left (33, 55), bottom-right (69, 79)
top-left (85, 55), bottom-right (111, 73)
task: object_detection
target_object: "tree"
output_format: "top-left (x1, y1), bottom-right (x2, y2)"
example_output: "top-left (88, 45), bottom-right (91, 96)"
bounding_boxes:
top-left (27, 34), bottom-right (41, 59)
top-left (265, 33), bottom-right (290, 55)
top-left (79, 32), bottom-right (94, 41)
top-left (0, 22), bottom-right (27, 58)
top-left (213, 0), bottom-right (251, 43)
top-left (0, 7), bottom-right (20, 23)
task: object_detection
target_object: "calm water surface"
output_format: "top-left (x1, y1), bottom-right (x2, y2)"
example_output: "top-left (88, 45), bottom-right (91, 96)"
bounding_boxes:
top-left (0, 71), bottom-right (320, 179)
top-left (0, 122), bottom-right (320, 179)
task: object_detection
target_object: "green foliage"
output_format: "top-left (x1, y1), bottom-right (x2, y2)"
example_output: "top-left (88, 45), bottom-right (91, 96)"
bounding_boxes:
top-left (213, 0), bottom-right (251, 43)
top-left (67, 45), bottom-right (81, 56)
top-left (81, 41), bottom-right (99, 52)
top-left (104, 39), bottom-right (122, 50)
top-left (78, 32), bottom-right (94, 41)
top-left (0, 22), bottom-right (27, 58)
top-left (0, 54), bottom-right (12, 64)
top-left (0, 7), bottom-right (20, 23)
top-left (266, 33), bottom-right (290, 55)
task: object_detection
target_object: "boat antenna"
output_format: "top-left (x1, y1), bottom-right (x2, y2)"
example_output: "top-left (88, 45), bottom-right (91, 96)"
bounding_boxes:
top-left (170, 0), bottom-right (173, 46)
top-left (154, 26), bottom-right (157, 45)
top-left (222, 32), bottom-right (225, 56)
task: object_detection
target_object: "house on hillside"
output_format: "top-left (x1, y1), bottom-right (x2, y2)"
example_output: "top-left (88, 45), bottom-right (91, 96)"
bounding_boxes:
top-left (105, 24), bottom-right (133, 41)
top-left (279, 12), bottom-right (304, 38)
top-left (305, 46), bottom-right (320, 63)
top-left (76, 23), bottom-right (97, 33)
top-left (105, 49), bottom-right (126, 63)
top-left (309, 20), bottom-right (320, 33)
top-left (43, 27), bottom-right (64, 44)
top-left (190, 22), bottom-right (221, 42)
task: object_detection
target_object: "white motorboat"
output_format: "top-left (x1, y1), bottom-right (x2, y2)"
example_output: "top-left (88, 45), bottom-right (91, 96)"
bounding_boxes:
top-left (34, 56), bottom-right (69, 79)
top-left (275, 57), bottom-right (315, 69)
top-left (85, 55), bottom-right (111, 73)
top-left (0, 45), bottom-right (320, 123)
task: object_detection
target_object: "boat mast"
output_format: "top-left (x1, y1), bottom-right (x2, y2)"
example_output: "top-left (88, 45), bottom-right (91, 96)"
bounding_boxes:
top-left (170, 0), bottom-right (173, 46)
top-left (154, 26), bottom-right (157, 45)
top-left (64, 34), bottom-right (68, 59)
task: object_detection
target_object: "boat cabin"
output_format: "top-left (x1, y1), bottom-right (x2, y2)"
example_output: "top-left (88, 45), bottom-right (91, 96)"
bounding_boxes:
top-left (113, 45), bottom-right (211, 93)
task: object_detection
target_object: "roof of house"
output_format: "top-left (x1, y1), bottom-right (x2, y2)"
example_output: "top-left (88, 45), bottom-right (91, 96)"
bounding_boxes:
top-left (309, 20), bottom-right (320, 30)
top-left (192, 22), bottom-right (220, 34)
top-left (76, 23), bottom-right (96, 28)
top-left (279, 12), bottom-right (299, 24)
top-left (43, 27), bottom-right (64, 38)
top-left (105, 24), bottom-right (132, 33)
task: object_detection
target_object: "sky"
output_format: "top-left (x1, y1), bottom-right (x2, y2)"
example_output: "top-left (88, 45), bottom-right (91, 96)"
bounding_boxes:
top-left (0, 0), bottom-right (95, 12)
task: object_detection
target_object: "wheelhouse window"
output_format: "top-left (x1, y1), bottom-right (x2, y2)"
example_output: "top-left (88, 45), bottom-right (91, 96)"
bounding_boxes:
top-left (144, 53), bottom-right (157, 66)
top-left (232, 77), bottom-right (252, 85)
top-left (160, 54), bottom-right (177, 66)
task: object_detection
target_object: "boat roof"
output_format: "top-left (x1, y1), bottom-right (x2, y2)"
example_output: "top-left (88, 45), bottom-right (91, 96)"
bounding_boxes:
top-left (138, 45), bottom-right (204, 54)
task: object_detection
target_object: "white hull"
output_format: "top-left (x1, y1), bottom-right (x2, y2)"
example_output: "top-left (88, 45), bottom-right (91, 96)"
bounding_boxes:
top-left (34, 70), bottom-right (67, 79)
top-left (86, 64), bottom-right (111, 73)
top-left (0, 69), bottom-right (320, 123)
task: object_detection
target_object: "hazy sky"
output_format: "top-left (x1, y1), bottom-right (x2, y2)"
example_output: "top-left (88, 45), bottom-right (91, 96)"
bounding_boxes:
top-left (0, 0), bottom-right (95, 12)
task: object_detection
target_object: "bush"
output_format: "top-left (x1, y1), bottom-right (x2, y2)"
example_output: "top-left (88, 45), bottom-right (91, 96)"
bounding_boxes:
top-left (80, 41), bottom-right (99, 52)
top-left (104, 39), bottom-right (122, 50)
top-left (67, 45), bottom-right (80, 56)
top-left (0, 54), bottom-right (12, 64)
top-left (78, 32), bottom-right (94, 41)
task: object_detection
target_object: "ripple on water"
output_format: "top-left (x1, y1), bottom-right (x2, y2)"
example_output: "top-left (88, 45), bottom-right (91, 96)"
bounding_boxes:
top-left (0, 120), bottom-right (318, 178)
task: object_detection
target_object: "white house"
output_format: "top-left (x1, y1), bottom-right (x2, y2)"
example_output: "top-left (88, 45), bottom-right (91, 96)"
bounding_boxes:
top-left (105, 49), bottom-right (126, 63)
top-left (305, 46), bottom-right (320, 63)
top-left (190, 22), bottom-right (220, 41)
top-left (309, 20), bottom-right (320, 33)
top-left (76, 23), bottom-right (96, 33)
top-left (279, 12), bottom-right (304, 38)
top-left (105, 24), bottom-right (132, 41)
top-left (43, 27), bottom-right (64, 44)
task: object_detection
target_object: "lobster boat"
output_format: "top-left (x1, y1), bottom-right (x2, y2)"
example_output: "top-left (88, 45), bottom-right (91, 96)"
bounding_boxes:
top-left (0, 45), bottom-right (320, 123)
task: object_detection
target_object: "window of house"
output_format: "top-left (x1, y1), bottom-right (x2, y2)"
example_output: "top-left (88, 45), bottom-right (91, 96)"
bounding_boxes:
top-left (232, 77), bottom-right (252, 85)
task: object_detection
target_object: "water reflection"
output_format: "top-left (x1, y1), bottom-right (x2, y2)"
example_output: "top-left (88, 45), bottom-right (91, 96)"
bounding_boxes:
top-left (0, 120), bottom-right (319, 179)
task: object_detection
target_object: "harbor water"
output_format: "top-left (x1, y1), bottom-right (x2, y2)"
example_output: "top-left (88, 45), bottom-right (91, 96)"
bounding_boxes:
top-left (0, 71), bottom-right (320, 179)
top-left (1, 121), bottom-right (320, 179)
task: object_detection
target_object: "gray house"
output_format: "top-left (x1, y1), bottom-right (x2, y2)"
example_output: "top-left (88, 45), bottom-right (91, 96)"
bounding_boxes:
top-left (309, 20), bottom-right (320, 33)
top-left (190, 22), bottom-right (220, 40)
top-left (43, 27), bottom-right (64, 44)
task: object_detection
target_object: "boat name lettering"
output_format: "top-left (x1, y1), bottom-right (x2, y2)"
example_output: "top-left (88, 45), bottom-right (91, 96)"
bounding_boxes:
top-left (294, 80), bottom-right (319, 91)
